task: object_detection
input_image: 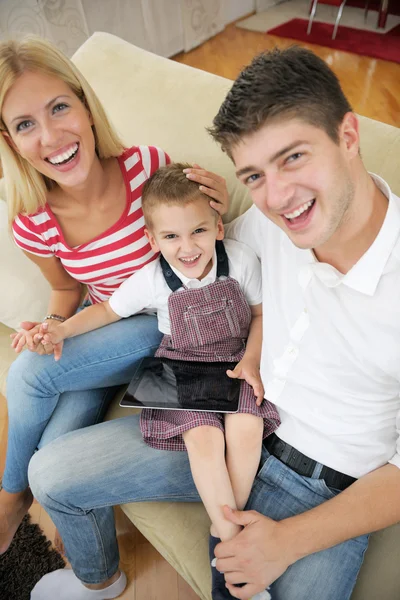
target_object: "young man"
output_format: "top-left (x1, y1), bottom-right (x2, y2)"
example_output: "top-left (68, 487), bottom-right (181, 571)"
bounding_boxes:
top-left (27, 47), bottom-right (400, 600)
top-left (208, 46), bottom-right (400, 599)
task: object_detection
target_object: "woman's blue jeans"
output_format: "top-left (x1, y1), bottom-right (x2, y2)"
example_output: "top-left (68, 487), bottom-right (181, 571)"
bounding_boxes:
top-left (28, 414), bottom-right (369, 599)
top-left (2, 313), bottom-right (162, 493)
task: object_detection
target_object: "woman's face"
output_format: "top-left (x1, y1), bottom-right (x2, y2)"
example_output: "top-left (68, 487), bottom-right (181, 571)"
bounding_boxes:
top-left (1, 69), bottom-right (97, 190)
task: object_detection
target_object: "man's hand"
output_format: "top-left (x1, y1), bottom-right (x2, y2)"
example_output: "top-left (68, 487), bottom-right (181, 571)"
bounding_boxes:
top-left (215, 506), bottom-right (293, 599)
top-left (226, 357), bottom-right (264, 405)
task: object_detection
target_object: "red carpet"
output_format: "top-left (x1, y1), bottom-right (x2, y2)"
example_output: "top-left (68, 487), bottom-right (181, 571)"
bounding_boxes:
top-left (267, 19), bottom-right (400, 63)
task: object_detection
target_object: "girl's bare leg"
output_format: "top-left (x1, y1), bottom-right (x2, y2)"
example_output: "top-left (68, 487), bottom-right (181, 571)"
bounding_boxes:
top-left (224, 413), bottom-right (264, 510)
top-left (183, 426), bottom-right (240, 541)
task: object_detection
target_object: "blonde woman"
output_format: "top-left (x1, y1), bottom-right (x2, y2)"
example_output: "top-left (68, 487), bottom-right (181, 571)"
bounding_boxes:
top-left (0, 36), bottom-right (228, 597)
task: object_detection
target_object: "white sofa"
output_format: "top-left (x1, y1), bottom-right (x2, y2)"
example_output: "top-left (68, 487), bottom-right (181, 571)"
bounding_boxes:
top-left (1, 32), bottom-right (400, 600)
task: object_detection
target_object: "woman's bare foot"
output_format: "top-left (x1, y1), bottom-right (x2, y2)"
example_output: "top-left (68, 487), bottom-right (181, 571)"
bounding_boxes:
top-left (0, 487), bottom-right (33, 554)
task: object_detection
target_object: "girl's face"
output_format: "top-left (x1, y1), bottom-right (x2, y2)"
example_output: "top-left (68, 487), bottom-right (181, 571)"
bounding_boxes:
top-left (145, 198), bottom-right (224, 281)
top-left (1, 69), bottom-right (97, 190)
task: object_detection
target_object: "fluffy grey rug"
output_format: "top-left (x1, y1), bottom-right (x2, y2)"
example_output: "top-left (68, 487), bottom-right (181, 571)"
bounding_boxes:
top-left (0, 514), bottom-right (66, 600)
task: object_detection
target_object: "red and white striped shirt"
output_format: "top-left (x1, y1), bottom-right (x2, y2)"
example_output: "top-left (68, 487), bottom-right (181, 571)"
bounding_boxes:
top-left (12, 146), bottom-right (170, 304)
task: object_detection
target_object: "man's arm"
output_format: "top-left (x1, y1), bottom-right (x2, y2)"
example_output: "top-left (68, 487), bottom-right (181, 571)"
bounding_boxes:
top-left (215, 463), bottom-right (400, 599)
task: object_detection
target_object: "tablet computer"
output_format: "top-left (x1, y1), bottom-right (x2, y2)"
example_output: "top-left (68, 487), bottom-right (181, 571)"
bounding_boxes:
top-left (120, 356), bottom-right (240, 413)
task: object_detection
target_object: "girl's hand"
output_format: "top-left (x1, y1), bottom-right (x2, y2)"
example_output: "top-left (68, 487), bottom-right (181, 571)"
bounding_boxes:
top-left (183, 164), bottom-right (229, 215)
top-left (37, 321), bottom-right (65, 361)
top-left (227, 357), bottom-right (265, 406)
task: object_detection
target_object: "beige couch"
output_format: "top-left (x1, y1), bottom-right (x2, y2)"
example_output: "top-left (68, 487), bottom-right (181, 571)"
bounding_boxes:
top-left (1, 32), bottom-right (400, 600)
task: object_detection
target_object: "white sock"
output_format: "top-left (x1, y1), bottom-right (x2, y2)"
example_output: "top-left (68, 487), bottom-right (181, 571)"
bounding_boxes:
top-left (30, 569), bottom-right (127, 600)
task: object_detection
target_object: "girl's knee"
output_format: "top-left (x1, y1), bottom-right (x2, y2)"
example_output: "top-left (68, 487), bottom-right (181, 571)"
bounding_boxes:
top-left (225, 414), bottom-right (263, 447)
top-left (183, 425), bottom-right (224, 454)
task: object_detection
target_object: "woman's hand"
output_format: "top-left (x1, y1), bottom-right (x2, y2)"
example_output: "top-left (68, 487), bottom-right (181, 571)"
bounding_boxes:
top-left (227, 356), bottom-right (265, 406)
top-left (11, 321), bottom-right (46, 354)
top-left (183, 163), bottom-right (229, 215)
top-left (10, 320), bottom-right (61, 357)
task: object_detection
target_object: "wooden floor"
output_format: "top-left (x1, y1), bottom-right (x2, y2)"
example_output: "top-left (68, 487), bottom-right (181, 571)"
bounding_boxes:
top-left (173, 19), bottom-right (400, 128)
top-left (1, 15), bottom-right (399, 600)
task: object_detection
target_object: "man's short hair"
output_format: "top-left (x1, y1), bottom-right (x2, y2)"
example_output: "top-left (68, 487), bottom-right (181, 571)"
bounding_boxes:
top-left (208, 46), bottom-right (353, 157)
top-left (142, 163), bottom-right (211, 229)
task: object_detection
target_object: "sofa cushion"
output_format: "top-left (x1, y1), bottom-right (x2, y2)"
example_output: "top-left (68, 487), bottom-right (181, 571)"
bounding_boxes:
top-left (0, 195), bottom-right (51, 331)
top-left (0, 322), bottom-right (15, 396)
top-left (71, 32), bottom-right (253, 225)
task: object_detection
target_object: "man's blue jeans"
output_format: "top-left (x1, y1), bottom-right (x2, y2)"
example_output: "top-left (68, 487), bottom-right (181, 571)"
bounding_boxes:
top-left (28, 414), bottom-right (369, 600)
top-left (3, 313), bottom-right (162, 493)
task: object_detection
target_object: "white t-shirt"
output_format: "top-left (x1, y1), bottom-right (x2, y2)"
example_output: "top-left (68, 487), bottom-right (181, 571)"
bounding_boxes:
top-left (109, 238), bottom-right (262, 335)
top-left (226, 175), bottom-right (400, 479)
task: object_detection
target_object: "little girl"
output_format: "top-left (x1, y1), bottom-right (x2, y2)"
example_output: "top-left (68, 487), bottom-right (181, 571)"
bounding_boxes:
top-left (42, 163), bottom-right (279, 600)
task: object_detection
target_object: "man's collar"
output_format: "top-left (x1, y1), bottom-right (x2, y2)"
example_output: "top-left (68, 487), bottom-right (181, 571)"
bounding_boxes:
top-left (340, 174), bottom-right (400, 295)
top-left (284, 174), bottom-right (400, 296)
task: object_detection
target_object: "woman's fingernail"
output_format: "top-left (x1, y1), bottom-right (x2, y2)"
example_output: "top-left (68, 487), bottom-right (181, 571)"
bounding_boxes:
top-left (182, 169), bottom-right (190, 173)
top-left (186, 173), bottom-right (194, 179)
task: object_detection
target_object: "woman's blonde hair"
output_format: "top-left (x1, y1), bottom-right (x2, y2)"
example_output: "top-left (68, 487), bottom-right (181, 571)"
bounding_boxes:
top-left (0, 36), bottom-right (124, 223)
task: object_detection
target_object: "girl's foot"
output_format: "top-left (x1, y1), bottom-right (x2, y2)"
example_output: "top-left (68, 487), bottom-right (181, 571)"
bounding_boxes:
top-left (0, 487), bottom-right (33, 554)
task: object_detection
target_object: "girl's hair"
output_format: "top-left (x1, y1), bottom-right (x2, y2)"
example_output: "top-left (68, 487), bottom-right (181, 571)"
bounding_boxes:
top-left (141, 162), bottom-right (212, 230)
top-left (0, 36), bottom-right (124, 223)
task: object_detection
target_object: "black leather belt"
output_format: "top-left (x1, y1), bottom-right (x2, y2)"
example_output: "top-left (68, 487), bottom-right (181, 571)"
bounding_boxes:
top-left (263, 433), bottom-right (357, 492)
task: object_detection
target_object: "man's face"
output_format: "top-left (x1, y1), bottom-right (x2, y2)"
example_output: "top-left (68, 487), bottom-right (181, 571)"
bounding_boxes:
top-left (232, 116), bottom-right (358, 253)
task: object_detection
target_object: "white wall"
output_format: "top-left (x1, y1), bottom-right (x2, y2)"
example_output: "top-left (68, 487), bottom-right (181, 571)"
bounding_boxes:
top-left (224, 0), bottom-right (255, 24)
top-left (256, 0), bottom-right (289, 10)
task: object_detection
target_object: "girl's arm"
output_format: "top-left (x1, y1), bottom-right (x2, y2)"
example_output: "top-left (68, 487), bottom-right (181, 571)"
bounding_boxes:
top-left (226, 303), bottom-right (264, 404)
top-left (243, 303), bottom-right (263, 366)
top-left (42, 300), bottom-right (121, 349)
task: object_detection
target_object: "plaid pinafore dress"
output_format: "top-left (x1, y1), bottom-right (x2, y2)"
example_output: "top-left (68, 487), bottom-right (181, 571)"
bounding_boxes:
top-left (140, 240), bottom-right (280, 451)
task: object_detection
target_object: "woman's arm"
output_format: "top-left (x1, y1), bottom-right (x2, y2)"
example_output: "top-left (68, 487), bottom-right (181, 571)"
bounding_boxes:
top-left (11, 252), bottom-right (83, 354)
top-left (24, 251), bottom-right (83, 318)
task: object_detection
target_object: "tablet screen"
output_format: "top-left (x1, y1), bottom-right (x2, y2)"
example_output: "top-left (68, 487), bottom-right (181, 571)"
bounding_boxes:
top-left (120, 357), bottom-right (240, 413)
